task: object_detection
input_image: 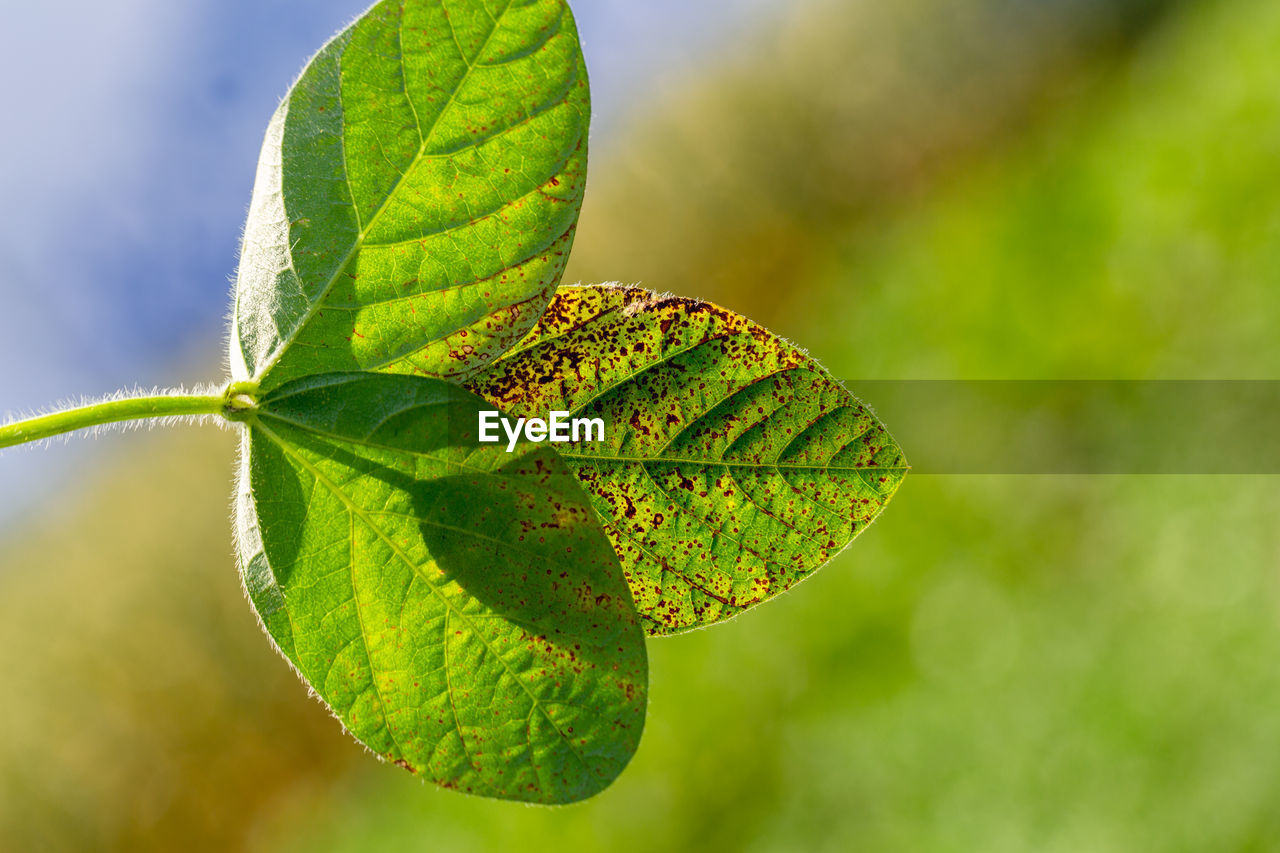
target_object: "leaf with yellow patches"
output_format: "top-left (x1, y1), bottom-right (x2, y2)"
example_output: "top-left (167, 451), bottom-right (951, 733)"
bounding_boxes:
top-left (468, 286), bottom-right (907, 635)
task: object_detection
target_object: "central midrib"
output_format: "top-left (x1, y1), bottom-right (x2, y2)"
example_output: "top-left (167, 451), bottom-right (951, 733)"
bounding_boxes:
top-left (560, 451), bottom-right (910, 475)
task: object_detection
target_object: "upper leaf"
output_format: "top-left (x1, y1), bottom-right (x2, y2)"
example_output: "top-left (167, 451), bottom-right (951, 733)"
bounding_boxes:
top-left (235, 372), bottom-right (646, 803)
top-left (467, 286), bottom-right (908, 636)
top-left (232, 0), bottom-right (589, 391)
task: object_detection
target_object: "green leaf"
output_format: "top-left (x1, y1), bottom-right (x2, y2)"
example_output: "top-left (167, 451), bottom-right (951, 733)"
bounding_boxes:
top-left (234, 372), bottom-right (646, 803)
top-left (467, 285), bottom-right (908, 636)
top-left (232, 0), bottom-right (589, 391)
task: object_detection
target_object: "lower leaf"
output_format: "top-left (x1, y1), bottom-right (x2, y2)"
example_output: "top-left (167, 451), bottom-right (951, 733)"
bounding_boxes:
top-left (235, 372), bottom-right (647, 804)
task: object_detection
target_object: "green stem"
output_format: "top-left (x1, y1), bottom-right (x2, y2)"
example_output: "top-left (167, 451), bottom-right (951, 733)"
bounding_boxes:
top-left (0, 390), bottom-right (240, 450)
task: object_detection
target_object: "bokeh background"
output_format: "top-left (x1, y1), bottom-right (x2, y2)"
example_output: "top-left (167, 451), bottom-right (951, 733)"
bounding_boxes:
top-left (3, 0), bottom-right (1280, 849)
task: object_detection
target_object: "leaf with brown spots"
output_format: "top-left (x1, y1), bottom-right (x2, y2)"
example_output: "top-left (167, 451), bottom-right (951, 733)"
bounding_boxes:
top-left (237, 372), bottom-right (646, 802)
top-left (232, 0), bottom-right (590, 392)
top-left (467, 285), bottom-right (908, 635)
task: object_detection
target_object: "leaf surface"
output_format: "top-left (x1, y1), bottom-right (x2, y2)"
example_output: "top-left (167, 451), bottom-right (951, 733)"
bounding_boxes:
top-left (235, 372), bottom-right (646, 803)
top-left (467, 286), bottom-right (908, 635)
top-left (232, 0), bottom-right (589, 390)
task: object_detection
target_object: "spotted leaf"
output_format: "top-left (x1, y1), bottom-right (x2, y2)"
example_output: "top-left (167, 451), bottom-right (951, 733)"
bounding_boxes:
top-left (467, 285), bottom-right (908, 635)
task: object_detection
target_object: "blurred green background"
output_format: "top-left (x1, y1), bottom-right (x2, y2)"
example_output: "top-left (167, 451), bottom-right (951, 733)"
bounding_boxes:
top-left (4, 0), bottom-right (1280, 848)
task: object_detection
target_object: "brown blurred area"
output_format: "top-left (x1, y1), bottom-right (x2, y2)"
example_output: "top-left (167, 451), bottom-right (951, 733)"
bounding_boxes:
top-left (0, 427), bottom-right (358, 850)
top-left (566, 0), bottom-right (1181, 324)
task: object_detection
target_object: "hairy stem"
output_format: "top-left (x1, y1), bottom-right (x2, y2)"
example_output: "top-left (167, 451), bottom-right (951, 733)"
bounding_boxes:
top-left (0, 388), bottom-right (251, 450)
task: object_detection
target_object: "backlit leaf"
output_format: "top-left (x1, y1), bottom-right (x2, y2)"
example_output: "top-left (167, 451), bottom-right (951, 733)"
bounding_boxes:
top-left (235, 372), bottom-right (646, 803)
top-left (467, 285), bottom-right (908, 635)
top-left (232, 0), bottom-right (589, 391)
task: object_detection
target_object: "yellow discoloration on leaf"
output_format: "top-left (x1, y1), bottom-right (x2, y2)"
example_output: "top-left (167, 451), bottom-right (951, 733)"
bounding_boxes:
top-left (468, 286), bottom-right (908, 636)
